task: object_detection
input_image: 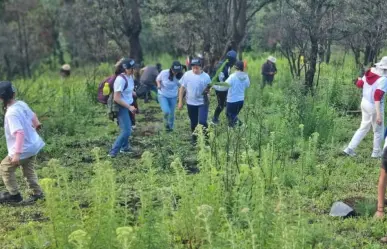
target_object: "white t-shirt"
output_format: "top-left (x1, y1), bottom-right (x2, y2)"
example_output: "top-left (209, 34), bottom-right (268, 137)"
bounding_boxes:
top-left (114, 74), bottom-right (134, 105)
top-left (4, 101), bottom-right (45, 159)
top-left (180, 70), bottom-right (211, 106)
top-left (226, 71), bottom-right (250, 103)
top-left (156, 69), bottom-right (180, 98)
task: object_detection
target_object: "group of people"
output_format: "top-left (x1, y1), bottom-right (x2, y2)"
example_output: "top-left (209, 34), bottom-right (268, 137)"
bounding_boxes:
top-left (0, 50), bottom-right (275, 205)
top-left (107, 50), bottom-right (251, 157)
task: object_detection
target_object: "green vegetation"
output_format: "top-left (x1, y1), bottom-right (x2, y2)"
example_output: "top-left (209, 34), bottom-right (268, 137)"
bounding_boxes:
top-left (0, 55), bottom-right (385, 249)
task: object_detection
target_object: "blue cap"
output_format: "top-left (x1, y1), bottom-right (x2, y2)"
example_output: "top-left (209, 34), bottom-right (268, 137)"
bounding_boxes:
top-left (121, 58), bottom-right (136, 69)
top-left (226, 50), bottom-right (237, 60)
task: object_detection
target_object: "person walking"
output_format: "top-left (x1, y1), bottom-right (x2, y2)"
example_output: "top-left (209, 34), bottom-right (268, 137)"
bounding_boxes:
top-left (211, 50), bottom-right (237, 125)
top-left (343, 56), bottom-right (387, 158)
top-left (140, 63), bottom-right (162, 103)
top-left (156, 61), bottom-right (183, 132)
top-left (261, 56), bottom-right (277, 88)
top-left (178, 58), bottom-right (211, 145)
top-left (108, 58), bottom-right (137, 158)
top-left (226, 61), bottom-right (250, 127)
top-left (0, 81), bottom-right (45, 204)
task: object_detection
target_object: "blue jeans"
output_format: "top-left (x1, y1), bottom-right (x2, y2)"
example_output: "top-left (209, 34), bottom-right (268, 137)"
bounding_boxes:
top-left (158, 95), bottom-right (177, 129)
top-left (187, 104), bottom-right (209, 132)
top-left (226, 101), bottom-right (244, 127)
top-left (110, 106), bottom-right (132, 155)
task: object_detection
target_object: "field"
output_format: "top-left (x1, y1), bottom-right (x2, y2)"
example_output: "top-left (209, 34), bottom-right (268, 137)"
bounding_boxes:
top-left (0, 54), bottom-right (386, 249)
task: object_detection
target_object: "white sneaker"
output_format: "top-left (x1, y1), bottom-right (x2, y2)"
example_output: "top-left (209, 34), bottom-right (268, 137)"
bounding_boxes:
top-left (371, 151), bottom-right (382, 158)
top-left (343, 147), bottom-right (356, 157)
top-left (132, 125), bottom-right (136, 130)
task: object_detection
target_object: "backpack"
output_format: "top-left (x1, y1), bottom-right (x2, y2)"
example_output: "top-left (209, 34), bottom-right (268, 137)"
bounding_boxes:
top-left (97, 74), bottom-right (128, 121)
top-left (97, 75), bottom-right (118, 104)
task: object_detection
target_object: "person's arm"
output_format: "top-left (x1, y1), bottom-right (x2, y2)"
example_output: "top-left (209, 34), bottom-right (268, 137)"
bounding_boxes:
top-left (375, 84), bottom-right (385, 125)
top-left (356, 77), bottom-right (364, 88)
top-left (156, 72), bottom-right (162, 89)
top-left (113, 77), bottom-right (136, 113)
top-left (32, 113), bottom-right (42, 131)
top-left (7, 115), bottom-right (24, 164)
top-left (178, 86), bottom-right (186, 110)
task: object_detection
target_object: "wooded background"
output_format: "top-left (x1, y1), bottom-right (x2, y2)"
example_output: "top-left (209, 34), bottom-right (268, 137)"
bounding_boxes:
top-left (0, 0), bottom-right (386, 91)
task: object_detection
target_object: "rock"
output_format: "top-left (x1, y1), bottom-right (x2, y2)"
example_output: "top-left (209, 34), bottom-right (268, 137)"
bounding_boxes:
top-left (329, 201), bottom-right (355, 217)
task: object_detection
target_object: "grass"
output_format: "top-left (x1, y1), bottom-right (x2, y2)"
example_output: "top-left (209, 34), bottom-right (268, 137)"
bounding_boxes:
top-left (0, 54), bottom-right (386, 248)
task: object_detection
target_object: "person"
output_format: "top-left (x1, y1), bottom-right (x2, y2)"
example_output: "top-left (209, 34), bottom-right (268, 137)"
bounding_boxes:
top-left (60, 64), bottom-right (71, 78)
top-left (178, 58), bottom-right (211, 145)
top-left (140, 63), bottom-right (162, 103)
top-left (156, 61), bottom-right (183, 132)
top-left (0, 81), bottom-right (45, 204)
top-left (261, 56), bottom-right (277, 88)
top-left (343, 56), bottom-right (387, 158)
top-left (211, 50), bottom-right (237, 125)
top-left (225, 61), bottom-right (250, 127)
top-left (108, 58), bottom-right (137, 158)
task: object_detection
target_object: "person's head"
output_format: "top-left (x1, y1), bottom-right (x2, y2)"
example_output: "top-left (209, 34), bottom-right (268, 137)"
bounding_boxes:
top-left (234, 61), bottom-right (244, 72)
top-left (169, 61), bottom-right (183, 81)
top-left (121, 58), bottom-right (136, 75)
top-left (190, 58), bottom-right (202, 75)
top-left (0, 81), bottom-right (16, 112)
top-left (375, 56), bottom-right (387, 76)
top-left (267, 56), bottom-right (276, 64)
top-left (60, 64), bottom-right (71, 78)
top-left (226, 50), bottom-right (237, 66)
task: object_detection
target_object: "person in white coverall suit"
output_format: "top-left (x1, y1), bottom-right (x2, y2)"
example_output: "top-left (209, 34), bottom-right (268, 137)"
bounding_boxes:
top-left (344, 56), bottom-right (387, 158)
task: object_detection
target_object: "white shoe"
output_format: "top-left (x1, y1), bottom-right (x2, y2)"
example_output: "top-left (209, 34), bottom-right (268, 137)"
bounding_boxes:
top-left (371, 151), bottom-right (382, 158)
top-left (343, 147), bottom-right (356, 157)
top-left (132, 125), bottom-right (136, 130)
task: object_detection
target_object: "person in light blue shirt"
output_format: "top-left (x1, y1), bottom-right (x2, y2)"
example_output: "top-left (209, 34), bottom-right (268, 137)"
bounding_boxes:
top-left (226, 61), bottom-right (250, 127)
top-left (156, 61), bottom-right (183, 131)
top-left (178, 58), bottom-right (211, 144)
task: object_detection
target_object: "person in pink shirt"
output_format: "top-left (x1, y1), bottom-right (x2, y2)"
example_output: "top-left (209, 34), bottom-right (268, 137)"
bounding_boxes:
top-left (0, 81), bottom-right (45, 204)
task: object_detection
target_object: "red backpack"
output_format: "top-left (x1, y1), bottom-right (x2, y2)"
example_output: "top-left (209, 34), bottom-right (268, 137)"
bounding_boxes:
top-left (97, 74), bottom-right (128, 104)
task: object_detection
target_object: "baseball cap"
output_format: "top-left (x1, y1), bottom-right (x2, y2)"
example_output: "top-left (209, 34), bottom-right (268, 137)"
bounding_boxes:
top-left (171, 61), bottom-right (183, 73)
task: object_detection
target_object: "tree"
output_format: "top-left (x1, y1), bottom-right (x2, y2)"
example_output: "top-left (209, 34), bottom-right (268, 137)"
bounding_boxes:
top-left (92, 0), bottom-right (143, 62)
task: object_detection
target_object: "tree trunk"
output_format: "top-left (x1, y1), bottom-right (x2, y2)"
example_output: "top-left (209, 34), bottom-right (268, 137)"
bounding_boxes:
top-left (4, 54), bottom-right (13, 80)
top-left (325, 40), bottom-right (332, 64)
top-left (129, 35), bottom-right (143, 63)
top-left (21, 15), bottom-right (31, 78)
top-left (364, 44), bottom-right (376, 66)
top-left (128, 0), bottom-right (143, 62)
top-left (305, 36), bottom-right (318, 93)
top-left (351, 45), bottom-right (361, 66)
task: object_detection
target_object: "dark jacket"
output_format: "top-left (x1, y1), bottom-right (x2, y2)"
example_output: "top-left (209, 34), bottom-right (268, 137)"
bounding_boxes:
top-left (261, 62), bottom-right (277, 81)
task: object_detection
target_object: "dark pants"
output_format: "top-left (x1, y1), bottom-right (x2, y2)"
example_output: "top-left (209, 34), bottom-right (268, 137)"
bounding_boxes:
top-left (213, 90), bottom-right (228, 122)
top-left (187, 104), bottom-right (209, 132)
top-left (226, 101), bottom-right (244, 127)
top-left (261, 77), bottom-right (274, 88)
